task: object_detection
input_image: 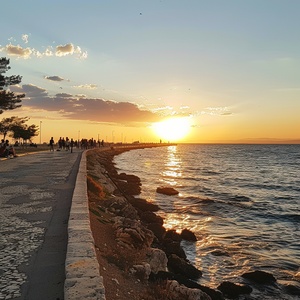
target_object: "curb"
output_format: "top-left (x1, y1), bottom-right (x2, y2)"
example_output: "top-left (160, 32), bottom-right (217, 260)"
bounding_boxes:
top-left (64, 151), bottom-right (106, 300)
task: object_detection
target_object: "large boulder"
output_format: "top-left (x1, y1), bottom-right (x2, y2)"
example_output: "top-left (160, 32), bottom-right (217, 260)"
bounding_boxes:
top-left (156, 186), bottom-right (179, 195)
top-left (167, 254), bottom-right (202, 280)
top-left (242, 270), bottom-right (276, 284)
top-left (116, 173), bottom-right (142, 195)
top-left (140, 211), bottom-right (164, 225)
top-left (163, 239), bottom-right (186, 259)
top-left (165, 229), bottom-right (182, 242)
top-left (217, 281), bottom-right (252, 299)
top-left (181, 228), bottom-right (197, 241)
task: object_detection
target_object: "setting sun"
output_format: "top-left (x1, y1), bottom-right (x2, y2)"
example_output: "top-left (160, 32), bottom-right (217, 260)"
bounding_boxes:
top-left (151, 117), bottom-right (191, 142)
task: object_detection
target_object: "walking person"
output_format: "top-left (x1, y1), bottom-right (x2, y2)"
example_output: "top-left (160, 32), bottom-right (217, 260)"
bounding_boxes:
top-left (70, 138), bottom-right (75, 153)
top-left (49, 137), bottom-right (55, 151)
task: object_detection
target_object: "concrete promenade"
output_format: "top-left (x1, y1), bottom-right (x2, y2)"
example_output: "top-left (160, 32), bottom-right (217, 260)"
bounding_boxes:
top-left (0, 149), bottom-right (105, 300)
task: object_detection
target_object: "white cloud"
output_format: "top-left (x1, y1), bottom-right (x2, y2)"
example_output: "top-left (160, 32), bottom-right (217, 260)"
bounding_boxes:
top-left (22, 34), bottom-right (29, 44)
top-left (2, 44), bottom-right (33, 59)
top-left (55, 43), bottom-right (75, 57)
top-left (73, 84), bottom-right (98, 89)
top-left (55, 43), bottom-right (87, 59)
top-left (0, 36), bottom-right (87, 60)
top-left (201, 107), bottom-right (232, 116)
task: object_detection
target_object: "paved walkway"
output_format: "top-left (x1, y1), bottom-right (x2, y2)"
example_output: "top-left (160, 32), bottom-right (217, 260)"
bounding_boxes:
top-left (0, 149), bottom-right (83, 300)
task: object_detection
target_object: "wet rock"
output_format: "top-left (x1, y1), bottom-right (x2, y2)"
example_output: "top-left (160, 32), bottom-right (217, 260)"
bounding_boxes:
top-left (140, 211), bottom-right (164, 225)
top-left (115, 173), bottom-right (142, 195)
top-left (156, 186), bottom-right (179, 195)
top-left (165, 229), bottom-right (182, 242)
top-left (128, 197), bottom-right (160, 212)
top-left (217, 281), bottom-right (252, 299)
top-left (181, 228), bottom-right (197, 241)
top-left (167, 254), bottom-right (202, 280)
top-left (118, 173), bottom-right (141, 186)
top-left (163, 239), bottom-right (186, 259)
top-left (242, 270), bottom-right (276, 284)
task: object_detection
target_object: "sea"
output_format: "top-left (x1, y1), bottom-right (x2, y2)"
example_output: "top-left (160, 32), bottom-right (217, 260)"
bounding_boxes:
top-left (113, 144), bottom-right (300, 299)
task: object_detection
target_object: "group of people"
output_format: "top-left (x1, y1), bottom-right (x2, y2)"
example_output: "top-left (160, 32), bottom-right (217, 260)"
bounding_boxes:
top-left (49, 137), bottom-right (105, 153)
top-left (50, 137), bottom-right (76, 153)
top-left (0, 139), bottom-right (17, 158)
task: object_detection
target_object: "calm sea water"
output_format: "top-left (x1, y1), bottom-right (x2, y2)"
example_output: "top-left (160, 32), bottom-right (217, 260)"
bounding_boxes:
top-left (114, 144), bottom-right (300, 299)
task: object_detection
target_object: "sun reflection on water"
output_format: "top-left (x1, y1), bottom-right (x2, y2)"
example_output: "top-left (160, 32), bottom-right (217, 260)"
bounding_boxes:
top-left (160, 146), bottom-right (182, 185)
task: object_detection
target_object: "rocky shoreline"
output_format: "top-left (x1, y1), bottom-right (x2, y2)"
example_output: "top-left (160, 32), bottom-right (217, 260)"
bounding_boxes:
top-left (86, 146), bottom-right (295, 300)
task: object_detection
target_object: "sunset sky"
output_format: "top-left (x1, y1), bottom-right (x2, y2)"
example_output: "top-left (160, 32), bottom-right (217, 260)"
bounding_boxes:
top-left (1, 0), bottom-right (300, 144)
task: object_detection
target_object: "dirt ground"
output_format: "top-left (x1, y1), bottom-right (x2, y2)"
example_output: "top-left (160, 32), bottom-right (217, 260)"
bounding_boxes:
top-left (89, 204), bottom-right (165, 300)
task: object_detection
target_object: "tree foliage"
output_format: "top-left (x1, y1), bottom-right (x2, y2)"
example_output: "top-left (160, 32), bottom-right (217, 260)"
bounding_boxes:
top-left (0, 116), bottom-right (38, 142)
top-left (0, 57), bottom-right (25, 114)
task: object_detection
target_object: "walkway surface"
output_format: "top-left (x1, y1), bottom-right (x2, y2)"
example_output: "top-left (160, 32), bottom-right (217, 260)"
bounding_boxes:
top-left (0, 149), bottom-right (95, 300)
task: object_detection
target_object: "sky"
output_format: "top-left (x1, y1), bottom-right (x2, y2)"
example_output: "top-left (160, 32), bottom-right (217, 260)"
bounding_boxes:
top-left (1, 0), bottom-right (300, 144)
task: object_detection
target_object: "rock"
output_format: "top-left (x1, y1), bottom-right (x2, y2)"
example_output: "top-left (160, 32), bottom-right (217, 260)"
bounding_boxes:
top-left (165, 229), bottom-right (182, 242)
top-left (156, 186), bottom-right (179, 195)
top-left (163, 239), bottom-right (187, 259)
top-left (149, 270), bottom-right (175, 282)
top-left (114, 217), bottom-right (154, 249)
top-left (149, 272), bottom-right (224, 300)
top-left (103, 196), bottom-right (139, 219)
top-left (128, 197), bottom-right (160, 212)
top-left (115, 173), bottom-right (142, 195)
top-left (166, 280), bottom-right (212, 300)
top-left (167, 254), bottom-right (202, 280)
top-left (217, 281), bottom-right (252, 299)
top-left (140, 211), bottom-right (164, 225)
top-left (242, 270), bottom-right (276, 284)
top-left (147, 222), bottom-right (166, 241)
top-left (210, 250), bottom-right (229, 256)
top-left (118, 173), bottom-right (141, 185)
top-left (181, 229), bottom-right (197, 241)
top-left (131, 263), bottom-right (151, 281)
top-left (146, 248), bottom-right (168, 274)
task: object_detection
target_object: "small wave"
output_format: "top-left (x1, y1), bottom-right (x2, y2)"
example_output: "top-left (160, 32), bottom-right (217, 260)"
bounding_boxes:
top-left (229, 195), bottom-right (252, 202)
top-left (201, 170), bottom-right (221, 176)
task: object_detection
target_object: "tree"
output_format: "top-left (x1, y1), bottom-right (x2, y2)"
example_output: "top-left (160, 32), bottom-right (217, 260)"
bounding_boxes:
top-left (0, 57), bottom-right (25, 114)
top-left (0, 116), bottom-right (26, 139)
top-left (0, 116), bottom-right (38, 142)
top-left (11, 123), bottom-right (39, 142)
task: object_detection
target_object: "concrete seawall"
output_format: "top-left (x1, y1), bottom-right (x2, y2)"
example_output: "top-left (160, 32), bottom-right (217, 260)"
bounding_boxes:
top-left (64, 152), bottom-right (106, 300)
top-left (64, 143), bottom-right (175, 299)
